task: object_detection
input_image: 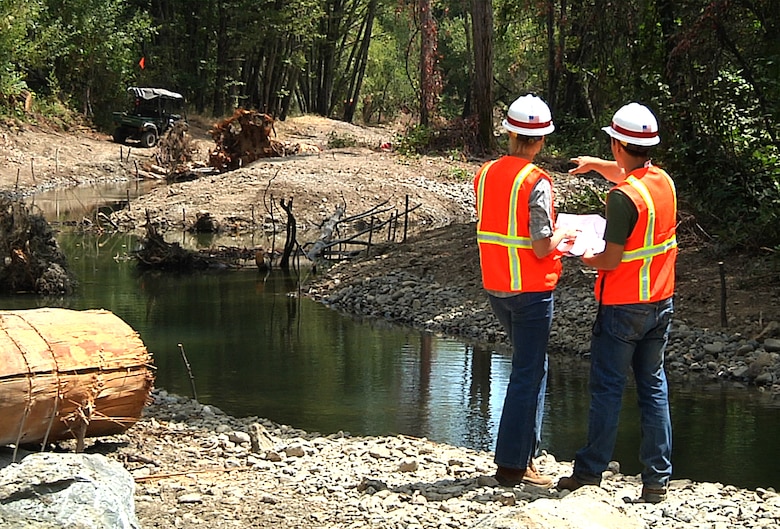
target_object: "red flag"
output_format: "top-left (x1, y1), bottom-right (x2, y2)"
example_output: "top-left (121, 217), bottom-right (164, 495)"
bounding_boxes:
top-left (139, 56), bottom-right (146, 70)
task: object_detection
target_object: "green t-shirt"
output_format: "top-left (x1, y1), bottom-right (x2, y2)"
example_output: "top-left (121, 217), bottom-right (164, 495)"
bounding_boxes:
top-left (604, 189), bottom-right (638, 245)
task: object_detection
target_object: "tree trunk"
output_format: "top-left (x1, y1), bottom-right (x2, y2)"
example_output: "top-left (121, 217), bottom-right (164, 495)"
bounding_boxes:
top-left (343, 0), bottom-right (377, 123)
top-left (419, 0), bottom-right (437, 126)
top-left (212, 0), bottom-right (231, 117)
top-left (0, 308), bottom-right (153, 449)
top-left (546, 0), bottom-right (566, 109)
top-left (316, 0), bottom-right (345, 116)
top-left (471, 0), bottom-right (495, 153)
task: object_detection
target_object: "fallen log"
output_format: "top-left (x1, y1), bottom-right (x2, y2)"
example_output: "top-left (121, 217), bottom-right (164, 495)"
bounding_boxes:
top-left (0, 308), bottom-right (154, 452)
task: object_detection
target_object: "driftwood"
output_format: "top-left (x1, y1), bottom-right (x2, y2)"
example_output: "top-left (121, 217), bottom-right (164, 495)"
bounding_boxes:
top-left (279, 198), bottom-right (296, 270)
top-left (155, 120), bottom-right (198, 182)
top-left (305, 206), bottom-right (345, 261)
top-left (0, 308), bottom-right (154, 452)
top-left (302, 199), bottom-right (421, 262)
top-left (208, 109), bottom-right (285, 172)
top-left (0, 196), bottom-right (76, 295)
top-left (135, 212), bottom-right (262, 270)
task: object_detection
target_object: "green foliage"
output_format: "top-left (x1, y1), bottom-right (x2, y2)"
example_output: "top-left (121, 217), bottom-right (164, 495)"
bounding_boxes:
top-left (660, 52), bottom-right (780, 251)
top-left (394, 124), bottom-right (433, 156)
top-left (361, 7), bottom-right (418, 124)
top-left (0, 0), bottom-right (155, 128)
top-left (545, 114), bottom-right (611, 161)
top-left (446, 165), bottom-right (472, 181)
top-left (492, 4), bottom-right (548, 106)
top-left (559, 186), bottom-right (607, 216)
top-left (435, 14), bottom-right (471, 119)
top-left (326, 131), bottom-right (358, 148)
top-left (0, 1), bottom-right (40, 112)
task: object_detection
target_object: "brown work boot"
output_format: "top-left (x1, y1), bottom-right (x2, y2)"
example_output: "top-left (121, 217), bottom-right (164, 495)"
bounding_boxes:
top-left (640, 485), bottom-right (667, 504)
top-left (495, 466), bottom-right (553, 488)
top-left (556, 475), bottom-right (587, 492)
top-left (522, 465), bottom-right (554, 488)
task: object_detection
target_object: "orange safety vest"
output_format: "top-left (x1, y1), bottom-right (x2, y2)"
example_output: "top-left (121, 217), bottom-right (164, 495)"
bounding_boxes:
top-left (597, 165), bottom-right (677, 304)
top-left (474, 156), bottom-right (561, 293)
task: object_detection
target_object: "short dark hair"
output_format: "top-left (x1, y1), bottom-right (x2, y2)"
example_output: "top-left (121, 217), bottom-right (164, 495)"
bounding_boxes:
top-left (612, 137), bottom-right (652, 157)
top-left (623, 143), bottom-right (652, 157)
top-left (513, 133), bottom-right (543, 144)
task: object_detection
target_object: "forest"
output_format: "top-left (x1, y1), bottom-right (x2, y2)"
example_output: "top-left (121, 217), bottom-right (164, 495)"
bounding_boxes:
top-left (1, 0), bottom-right (778, 251)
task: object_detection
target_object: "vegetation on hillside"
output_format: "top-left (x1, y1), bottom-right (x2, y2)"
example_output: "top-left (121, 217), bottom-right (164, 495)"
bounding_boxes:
top-left (1, 0), bottom-right (778, 252)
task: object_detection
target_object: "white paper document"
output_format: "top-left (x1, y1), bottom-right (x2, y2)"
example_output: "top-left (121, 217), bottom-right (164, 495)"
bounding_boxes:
top-left (555, 213), bottom-right (606, 256)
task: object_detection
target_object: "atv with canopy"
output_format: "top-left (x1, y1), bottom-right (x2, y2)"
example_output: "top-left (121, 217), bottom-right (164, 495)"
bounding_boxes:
top-left (112, 87), bottom-right (186, 148)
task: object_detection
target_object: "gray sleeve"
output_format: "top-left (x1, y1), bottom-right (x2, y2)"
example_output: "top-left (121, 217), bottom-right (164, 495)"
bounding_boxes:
top-left (528, 178), bottom-right (553, 241)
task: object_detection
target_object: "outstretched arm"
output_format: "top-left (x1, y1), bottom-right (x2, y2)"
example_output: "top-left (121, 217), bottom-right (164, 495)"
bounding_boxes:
top-left (569, 156), bottom-right (625, 183)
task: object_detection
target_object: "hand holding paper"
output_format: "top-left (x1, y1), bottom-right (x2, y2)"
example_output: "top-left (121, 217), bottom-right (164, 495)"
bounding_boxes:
top-left (555, 213), bottom-right (606, 257)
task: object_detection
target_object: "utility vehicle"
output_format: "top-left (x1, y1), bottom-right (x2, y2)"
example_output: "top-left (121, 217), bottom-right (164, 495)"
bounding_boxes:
top-left (112, 87), bottom-right (186, 148)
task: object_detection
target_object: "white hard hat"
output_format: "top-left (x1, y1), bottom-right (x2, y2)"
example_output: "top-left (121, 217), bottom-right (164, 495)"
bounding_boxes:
top-left (602, 103), bottom-right (660, 146)
top-left (502, 94), bottom-right (555, 136)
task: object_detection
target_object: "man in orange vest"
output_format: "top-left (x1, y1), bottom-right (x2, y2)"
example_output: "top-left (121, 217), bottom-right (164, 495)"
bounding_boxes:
top-left (474, 94), bottom-right (577, 488)
top-left (557, 103), bottom-right (677, 503)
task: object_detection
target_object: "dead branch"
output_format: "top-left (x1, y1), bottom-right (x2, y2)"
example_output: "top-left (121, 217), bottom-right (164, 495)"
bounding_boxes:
top-left (305, 206), bottom-right (346, 261)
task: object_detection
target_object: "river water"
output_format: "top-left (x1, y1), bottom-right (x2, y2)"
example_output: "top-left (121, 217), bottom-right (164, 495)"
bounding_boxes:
top-left (5, 184), bottom-right (780, 491)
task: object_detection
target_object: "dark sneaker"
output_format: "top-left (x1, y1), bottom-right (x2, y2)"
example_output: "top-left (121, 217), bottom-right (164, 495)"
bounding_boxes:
top-left (495, 466), bottom-right (553, 488)
top-left (641, 485), bottom-right (667, 504)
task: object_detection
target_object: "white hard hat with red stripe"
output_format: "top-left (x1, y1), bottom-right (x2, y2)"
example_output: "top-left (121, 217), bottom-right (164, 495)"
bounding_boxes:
top-left (502, 94), bottom-right (555, 136)
top-left (602, 103), bottom-right (660, 146)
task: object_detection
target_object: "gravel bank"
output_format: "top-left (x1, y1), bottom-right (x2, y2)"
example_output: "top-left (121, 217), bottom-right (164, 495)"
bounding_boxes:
top-left (92, 389), bottom-right (779, 528)
top-left (304, 222), bottom-right (780, 392)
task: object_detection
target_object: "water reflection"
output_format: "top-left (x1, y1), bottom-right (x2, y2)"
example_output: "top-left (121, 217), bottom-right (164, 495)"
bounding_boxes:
top-left (1, 227), bottom-right (779, 490)
top-left (28, 181), bottom-right (161, 223)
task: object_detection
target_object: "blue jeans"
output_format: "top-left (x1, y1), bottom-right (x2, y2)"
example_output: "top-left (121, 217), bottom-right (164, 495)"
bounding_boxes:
top-left (573, 298), bottom-right (674, 488)
top-left (490, 291), bottom-right (553, 470)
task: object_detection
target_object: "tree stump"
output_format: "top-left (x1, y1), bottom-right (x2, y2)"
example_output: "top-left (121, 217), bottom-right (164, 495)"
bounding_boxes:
top-left (208, 108), bottom-right (285, 172)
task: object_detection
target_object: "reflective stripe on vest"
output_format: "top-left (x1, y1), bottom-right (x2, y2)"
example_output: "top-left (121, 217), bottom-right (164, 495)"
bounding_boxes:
top-left (476, 163), bottom-right (536, 291)
top-left (619, 172), bottom-right (678, 301)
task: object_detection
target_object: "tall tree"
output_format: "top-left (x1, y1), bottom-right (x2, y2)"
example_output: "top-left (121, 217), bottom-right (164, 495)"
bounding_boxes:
top-left (418, 0), bottom-right (440, 125)
top-left (471, 0), bottom-right (495, 152)
top-left (35, 0), bottom-right (154, 126)
top-left (342, 0), bottom-right (378, 122)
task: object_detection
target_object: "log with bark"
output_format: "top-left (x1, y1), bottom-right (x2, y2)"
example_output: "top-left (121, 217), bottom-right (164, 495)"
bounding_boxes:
top-left (208, 109), bottom-right (285, 172)
top-left (0, 308), bottom-right (154, 452)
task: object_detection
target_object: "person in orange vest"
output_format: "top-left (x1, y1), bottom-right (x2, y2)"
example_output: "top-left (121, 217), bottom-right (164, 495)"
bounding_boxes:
top-left (474, 94), bottom-right (577, 488)
top-left (556, 103), bottom-right (677, 503)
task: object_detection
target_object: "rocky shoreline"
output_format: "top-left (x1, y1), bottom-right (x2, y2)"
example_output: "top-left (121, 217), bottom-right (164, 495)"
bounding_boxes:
top-left (94, 388), bottom-right (779, 528)
top-left (304, 222), bottom-right (780, 393)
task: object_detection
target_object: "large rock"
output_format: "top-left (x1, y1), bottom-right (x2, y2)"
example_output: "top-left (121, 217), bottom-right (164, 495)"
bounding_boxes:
top-left (469, 486), bottom-right (644, 529)
top-left (0, 452), bottom-right (139, 528)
